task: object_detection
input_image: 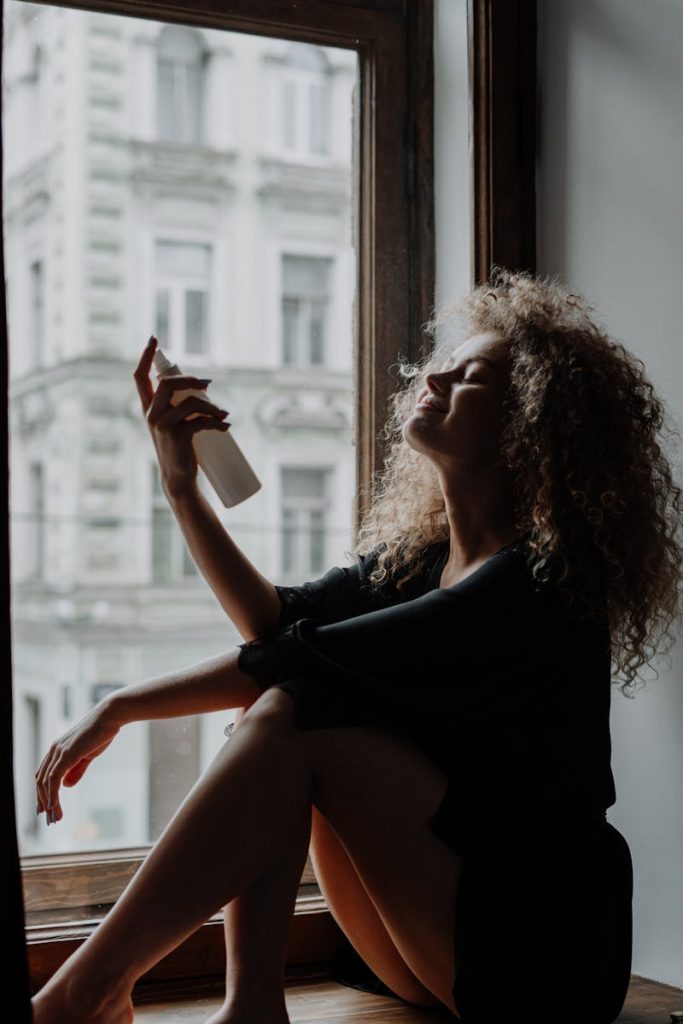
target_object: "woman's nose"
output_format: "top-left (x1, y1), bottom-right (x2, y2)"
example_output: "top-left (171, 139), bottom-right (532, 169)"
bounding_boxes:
top-left (425, 373), bottom-right (445, 393)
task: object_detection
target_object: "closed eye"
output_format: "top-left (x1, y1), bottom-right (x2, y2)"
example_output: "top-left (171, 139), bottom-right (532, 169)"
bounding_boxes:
top-left (455, 371), bottom-right (485, 385)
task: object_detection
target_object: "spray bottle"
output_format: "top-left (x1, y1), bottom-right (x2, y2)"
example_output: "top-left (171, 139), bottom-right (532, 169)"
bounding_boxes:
top-left (152, 346), bottom-right (261, 508)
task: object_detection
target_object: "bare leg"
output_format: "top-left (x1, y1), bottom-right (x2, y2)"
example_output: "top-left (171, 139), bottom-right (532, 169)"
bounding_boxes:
top-left (31, 692), bottom-right (313, 1024)
top-left (204, 813), bottom-right (311, 1024)
top-left (205, 711), bottom-right (311, 1024)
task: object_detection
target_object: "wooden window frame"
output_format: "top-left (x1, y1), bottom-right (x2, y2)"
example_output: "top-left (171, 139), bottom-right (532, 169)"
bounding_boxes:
top-left (2, 0), bottom-right (536, 1003)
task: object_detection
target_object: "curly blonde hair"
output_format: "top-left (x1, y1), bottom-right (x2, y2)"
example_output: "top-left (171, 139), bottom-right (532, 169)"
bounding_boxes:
top-left (352, 266), bottom-right (683, 697)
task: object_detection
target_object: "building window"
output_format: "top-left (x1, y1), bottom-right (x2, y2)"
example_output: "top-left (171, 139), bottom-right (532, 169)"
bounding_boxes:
top-left (156, 25), bottom-right (207, 144)
top-left (29, 259), bottom-right (44, 368)
top-left (29, 461), bottom-right (44, 579)
top-left (280, 42), bottom-right (331, 158)
top-left (281, 254), bottom-right (333, 366)
top-left (280, 467), bottom-right (328, 576)
top-left (151, 463), bottom-right (198, 583)
top-left (155, 239), bottom-right (211, 359)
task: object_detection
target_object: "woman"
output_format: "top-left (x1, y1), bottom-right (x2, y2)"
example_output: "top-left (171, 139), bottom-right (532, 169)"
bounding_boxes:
top-left (31, 267), bottom-right (682, 1024)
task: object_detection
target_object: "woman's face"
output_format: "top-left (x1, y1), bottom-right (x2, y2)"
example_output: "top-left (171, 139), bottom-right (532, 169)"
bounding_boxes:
top-left (403, 331), bottom-right (512, 473)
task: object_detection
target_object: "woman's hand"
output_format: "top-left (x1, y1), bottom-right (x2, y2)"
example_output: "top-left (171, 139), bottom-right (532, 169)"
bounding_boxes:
top-left (133, 335), bottom-right (231, 501)
top-left (35, 702), bottom-right (123, 825)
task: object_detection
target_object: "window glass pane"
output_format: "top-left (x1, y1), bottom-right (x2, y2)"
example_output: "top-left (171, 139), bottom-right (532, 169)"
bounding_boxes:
top-left (281, 505), bottom-right (296, 574)
top-left (5, 6), bottom-right (358, 866)
top-left (310, 82), bottom-right (329, 155)
top-left (284, 41), bottom-right (328, 73)
top-left (155, 242), bottom-right (211, 359)
top-left (91, 806), bottom-right (124, 842)
top-left (282, 79), bottom-right (296, 148)
top-left (155, 288), bottom-right (170, 345)
top-left (309, 506), bottom-right (325, 572)
top-left (157, 240), bottom-right (211, 278)
top-left (157, 25), bottom-right (205, 144)
top-left (283, 467), bottom-right (326, 498)
top-left (282, 255), bottom-right (331, 368)
top-left (185, 289), bottom-right (207, 355)
top-left (282, 297), bottom-right (298, 364)
top-left (282, 253), bottom-right (331, 296)
top-left (157, 59), bottom-right (176, 141)
top-left (186, 63), bottom-right (203, 143)
top-left (281, 468), bottom-right (328, 576)
top-left (309, 299), bottom-right (325, 364)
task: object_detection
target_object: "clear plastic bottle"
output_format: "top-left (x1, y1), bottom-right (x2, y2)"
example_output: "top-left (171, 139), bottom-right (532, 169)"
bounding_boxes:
top-left (152, 347), bottom-right (262, 508)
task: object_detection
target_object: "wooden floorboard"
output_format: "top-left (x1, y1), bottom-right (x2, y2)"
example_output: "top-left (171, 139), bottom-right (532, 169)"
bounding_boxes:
top-left (133, 974), bottom-right (683, 1022)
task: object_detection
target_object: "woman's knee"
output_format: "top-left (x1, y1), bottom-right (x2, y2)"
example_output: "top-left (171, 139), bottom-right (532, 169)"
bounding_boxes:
top-left (242, 685), bottom-right (296, 720)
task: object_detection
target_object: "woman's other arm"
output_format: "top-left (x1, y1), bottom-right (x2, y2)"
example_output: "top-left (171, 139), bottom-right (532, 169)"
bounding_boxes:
top-left (168, 483), bottom-right (281, 641)
top-left (102, 645), bottom-right (262, 727)
top-left (35, 648), bottom-right (262, 815)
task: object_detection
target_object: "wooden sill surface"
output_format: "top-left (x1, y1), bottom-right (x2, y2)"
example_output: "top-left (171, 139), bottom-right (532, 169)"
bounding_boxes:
top-left (131, 974), bottom-right (683, 1023)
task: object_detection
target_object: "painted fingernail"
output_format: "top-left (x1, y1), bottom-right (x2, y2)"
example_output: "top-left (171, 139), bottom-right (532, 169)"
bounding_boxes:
top-left (197, 378), bottom-right (212, 384)
top-left (48, 797), bottom-right (53, 809)
top-left (36, 802), bottom-right (41, 815)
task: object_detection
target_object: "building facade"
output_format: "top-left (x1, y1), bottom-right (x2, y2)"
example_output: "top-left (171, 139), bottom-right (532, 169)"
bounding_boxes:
top-left (3, 0), bottom-right (357, 853)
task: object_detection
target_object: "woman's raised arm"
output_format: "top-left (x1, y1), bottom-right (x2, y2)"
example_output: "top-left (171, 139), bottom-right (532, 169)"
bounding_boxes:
top-left (168, 484), bottom-right (282, 641)
top-left (134, 336), bottom-right (282, 642)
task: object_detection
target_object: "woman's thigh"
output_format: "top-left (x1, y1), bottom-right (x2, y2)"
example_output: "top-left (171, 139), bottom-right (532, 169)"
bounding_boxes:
top-left (233, 699), bottom-right (443, 1008)
top-left (309, 805), bottom-right (445, 1009)
top-left (303, 721), bottom-right (464, 1017)
top-left (244, 687), bottom-right (464, 1017)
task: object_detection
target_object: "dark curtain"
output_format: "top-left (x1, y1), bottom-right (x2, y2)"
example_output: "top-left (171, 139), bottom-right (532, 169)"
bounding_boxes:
top-left (0, 3), bottom-right (34, 1020)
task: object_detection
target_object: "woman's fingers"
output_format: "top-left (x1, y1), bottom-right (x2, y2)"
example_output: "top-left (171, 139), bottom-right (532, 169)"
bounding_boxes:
top-left (146, 376), bottom-right (217, 427)
top-left (36, 748), bottom-right (89, 824)
top-left (133, 335), bottom-right (158, 417)
top-left (132, 336), bottom-right (214, 421)
top-left (155, 393), bottom-right (228, 430)
top-left (35, 742), bottom-right (62, 822)
top-left (34, 716), bottom-right (120, 825)
top-left (186, 417), bottom-right (232, 436)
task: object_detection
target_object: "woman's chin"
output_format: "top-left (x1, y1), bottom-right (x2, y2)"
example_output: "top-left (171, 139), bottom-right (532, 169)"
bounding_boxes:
top-left (404, 411), bottom-right (437, 438)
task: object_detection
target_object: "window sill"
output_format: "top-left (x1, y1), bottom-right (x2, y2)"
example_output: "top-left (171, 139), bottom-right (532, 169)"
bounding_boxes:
top-left (26, 858), bottom-right (341, 1000)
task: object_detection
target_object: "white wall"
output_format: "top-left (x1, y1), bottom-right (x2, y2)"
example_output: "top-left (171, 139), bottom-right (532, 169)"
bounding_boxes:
top-left (536, 0), bottom-right (683, 989)
top-left (435, 0), bottom-right (683, 990)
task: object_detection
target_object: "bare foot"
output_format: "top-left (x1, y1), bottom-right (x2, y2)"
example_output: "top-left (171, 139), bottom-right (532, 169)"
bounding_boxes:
top-left (203, 993), bottom-right (290, 1024)
top-left (31, 973), bottom-right (134, 1024)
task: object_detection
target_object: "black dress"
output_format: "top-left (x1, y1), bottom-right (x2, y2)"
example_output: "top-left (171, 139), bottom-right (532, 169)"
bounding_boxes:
top-left (236, 535), bottom-right (633, 1024)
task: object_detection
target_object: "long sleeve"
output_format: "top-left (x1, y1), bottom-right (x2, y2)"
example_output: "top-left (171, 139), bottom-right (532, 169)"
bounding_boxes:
top-left (237, 545), bottom-right (599, 729)
top-left (238, 541), bottom-right (616, 853)
top-left (271, 542), bottom-right (390, 632)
